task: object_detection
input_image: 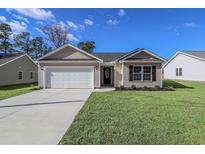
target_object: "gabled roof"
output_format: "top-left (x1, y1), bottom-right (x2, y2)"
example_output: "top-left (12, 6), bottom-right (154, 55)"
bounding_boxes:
top-left (117, 48), bottom-right (167, 62)
top-left (38, 44), bottom-right (103, 62)
top-left (37, 44), bottom-right (166, 63)
top-left (93, 52), bottom-right (127, 62)
top-left (0, 53), bottom-right (37, 67)
top-left (181, 51), bottom-right (205, 60)
top-left (163, 51), bottom-right (205, 68)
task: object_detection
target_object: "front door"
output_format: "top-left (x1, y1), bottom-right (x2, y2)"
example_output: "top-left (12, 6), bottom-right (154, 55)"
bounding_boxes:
top-left (103, 67), bottom-right (111, 85)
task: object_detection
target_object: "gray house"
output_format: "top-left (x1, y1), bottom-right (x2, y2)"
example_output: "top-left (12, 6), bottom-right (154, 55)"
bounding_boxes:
top-left (38, 44), bottom-right (166, 89)
top-left (0, 53), bottom-right (38, 86)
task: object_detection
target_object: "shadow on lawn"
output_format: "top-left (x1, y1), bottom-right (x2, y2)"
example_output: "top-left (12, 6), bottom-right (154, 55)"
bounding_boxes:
top-left (163, 80), bottom-right (194, 89)
top-left (0, 83), bottom-right (38, 91)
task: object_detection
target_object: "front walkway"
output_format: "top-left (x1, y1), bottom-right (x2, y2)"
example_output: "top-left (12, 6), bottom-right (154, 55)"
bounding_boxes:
top-left (94, 87), bottom-right (115, 92)
top-left (0, 89), bottom-right (92, 145)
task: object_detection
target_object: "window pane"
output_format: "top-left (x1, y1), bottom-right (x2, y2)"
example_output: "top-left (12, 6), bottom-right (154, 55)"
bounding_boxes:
top-left (30, 72), bottom-right (34, 79)
top-left (134, 74), bottom-right (141, 80)
top-left (18, 72), bottom-right (22, 80)
top-left (176, 68), bottom-right (179, 76)
top-left (143, 66), bottom-right (151, 81)
top-left (179, 68), bottom-right (182, 76)
top-left (134, 66), bottom-right (141, 73)
top-left (143, 74), bottom-right (151, 80)
top-left (143, 66), bottom-right (151, 73)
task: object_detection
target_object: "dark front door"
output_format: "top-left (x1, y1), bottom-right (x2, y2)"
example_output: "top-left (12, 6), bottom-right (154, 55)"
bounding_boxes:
top-left (103, 67), bottom-right (111, 85)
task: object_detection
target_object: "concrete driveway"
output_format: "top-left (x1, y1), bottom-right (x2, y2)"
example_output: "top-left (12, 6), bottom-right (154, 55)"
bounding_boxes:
top-left (0, 89), bottom-right (92, 145)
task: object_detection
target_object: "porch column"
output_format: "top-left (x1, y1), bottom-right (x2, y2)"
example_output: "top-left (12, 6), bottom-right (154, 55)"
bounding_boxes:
top-left (99, 62), bottom-right (101, 88)
top-left (122, 62), bottom-right (124, 86)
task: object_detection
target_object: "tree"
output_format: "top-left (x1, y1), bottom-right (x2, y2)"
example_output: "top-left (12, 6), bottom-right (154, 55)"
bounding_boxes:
top-left (40, 23), bottom-right (69, 48)
top-left (31, 37), bottom-right (47, 59)
top-left (0, 23), bottom-right (12, 56)
top-left (77, 41), bottom-right (95, 53)
top-left (14, 32), bottom-right (32, 55)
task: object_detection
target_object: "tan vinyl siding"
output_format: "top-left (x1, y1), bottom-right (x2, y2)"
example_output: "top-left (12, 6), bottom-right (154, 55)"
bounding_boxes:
top-left (122, 63), bottom-right (162, 88)
top-left (127, 51), bottom-right (159, 60)
top-left (0, 55), bottom-right (38, 86)
top-left (43, 46), bottom-right (93, 60)
top-left (115, 63), bottom-right (123, 87)
top-left (38, 62), bottom-right (100, 88)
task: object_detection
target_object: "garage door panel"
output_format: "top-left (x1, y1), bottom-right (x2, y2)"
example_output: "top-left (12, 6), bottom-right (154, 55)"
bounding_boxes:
top-left (46, 67), bottom-right (94, 89)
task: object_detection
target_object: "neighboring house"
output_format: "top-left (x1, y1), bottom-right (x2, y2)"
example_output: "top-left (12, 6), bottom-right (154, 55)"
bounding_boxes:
top-left (163, 51), bottom-right (205, 81)
top-left (0, 53), bottom-right (38, 86)
top-left (38, 44), bottom-right (166, 89)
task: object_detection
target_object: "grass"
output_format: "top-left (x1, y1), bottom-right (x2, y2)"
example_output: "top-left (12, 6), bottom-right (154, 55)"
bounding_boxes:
top-left (0, 83), bottom-right (38, 100)
top-left (60, 80), bottom-right (205, 145)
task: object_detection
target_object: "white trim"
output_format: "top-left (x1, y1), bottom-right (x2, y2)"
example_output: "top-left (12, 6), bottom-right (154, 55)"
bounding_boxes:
top-left (38, 44), bottom-right (103, 62)
top-left (99, 63), bottom-right (101, 88)
top-left (43, 68), bottom-right (46, 88)
top-left (132, 65), bottom-right (152, 82)
top-left (114, 63), bottom-right (116, 87)
top-left (18, 71), bottom-right (23, 80)
top-left (163, 51), bottom-right (205, 69)
top-left (122, 62), bottom-right (124, 86)
top-left (100, 62), bottom-right (115, 66)
top-left (121, 60), bottom-right (163, 63)
top-left (119, 49), bottom-right (166, 62)
top-left (43, 66), bottom-right (94, 89)
top-left (0, 54), bottom-right (25, 67)
top-left (25, 54), bottom-right (38, 66)
top-left (160, 64), bottom-right (163, 88)
top-left (0, 54), bottom-right (37, 68)
top-left (38, 60), bottom-right (100, 64)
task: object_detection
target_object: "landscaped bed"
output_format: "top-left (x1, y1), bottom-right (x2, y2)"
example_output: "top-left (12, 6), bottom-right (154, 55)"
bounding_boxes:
top-left (0, 83), bottom-right (38, 100)
top-left (60, 80), bottom-right (205, 144)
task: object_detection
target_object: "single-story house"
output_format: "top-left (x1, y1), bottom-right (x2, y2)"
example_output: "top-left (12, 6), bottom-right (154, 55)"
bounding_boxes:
top-left (163, 51), bottom-right (205, 81)
top-left (38, 44), bottom-right (166, 89)
top-left (0, 53), bottom-right (38, 86)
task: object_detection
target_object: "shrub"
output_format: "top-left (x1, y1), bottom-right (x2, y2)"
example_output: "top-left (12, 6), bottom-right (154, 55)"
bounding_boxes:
top-left (131, 85), bottom-right (137, 90)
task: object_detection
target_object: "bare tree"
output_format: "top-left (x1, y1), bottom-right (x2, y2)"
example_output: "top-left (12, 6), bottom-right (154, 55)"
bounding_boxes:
top-left (40, 23), bottom-right (69, 48)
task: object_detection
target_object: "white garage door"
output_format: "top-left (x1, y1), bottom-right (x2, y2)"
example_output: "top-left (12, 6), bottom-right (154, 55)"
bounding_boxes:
top-left (45, 67), bottom-right (94, 89)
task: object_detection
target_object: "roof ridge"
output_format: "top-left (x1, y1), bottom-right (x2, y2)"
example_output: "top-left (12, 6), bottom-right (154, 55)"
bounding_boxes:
top-left (93, 52), bottom-right (128, 54)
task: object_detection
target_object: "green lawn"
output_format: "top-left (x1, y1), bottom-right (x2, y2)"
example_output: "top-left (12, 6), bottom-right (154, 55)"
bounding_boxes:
top-left (60, 80), bottom-right (205, 145)
top-left (0, 83), bottom-right (38, 100)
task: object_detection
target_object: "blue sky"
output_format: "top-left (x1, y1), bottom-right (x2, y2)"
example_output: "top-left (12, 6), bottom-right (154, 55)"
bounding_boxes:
top-left (0, 8), bottom-right (205, 58)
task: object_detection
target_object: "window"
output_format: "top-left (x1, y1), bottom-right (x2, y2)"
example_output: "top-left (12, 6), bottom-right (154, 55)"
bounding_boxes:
top-left (133, 66), bottom-right (152, 81)
top-left (179, 68), bottom-right (182, 76)
top-left (143, 66), bottom-right (152, 80)
top-left (30, 72), bottom-right (34, 80)
top-left (176, 68), bottom-right (182, 76)
top-left (176, 68), bottom-right (179, 76)
top-left (18, 71), bottom-right (23, 80)
top-left (133, 66), bottom-right (142, 80)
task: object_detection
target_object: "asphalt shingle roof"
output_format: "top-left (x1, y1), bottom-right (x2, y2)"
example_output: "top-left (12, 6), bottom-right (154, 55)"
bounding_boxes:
top-left (181, 51), bottom-right (205, 60)
top-left (93, 52), bottom-right (128, 62)
top-left (0, 53), bottom-right (25, 66)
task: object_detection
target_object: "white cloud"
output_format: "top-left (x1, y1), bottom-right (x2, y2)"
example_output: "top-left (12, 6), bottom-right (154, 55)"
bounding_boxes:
top-left (0, 16), bottom-right (7, 22)
top-left (8, 20), bottom-right (27, 32)
top-left (7, 8), bottom-right (54, 20)
top-left (66, 21), bottom-right (85, 31)
top-left (84, 19), bottom-right (93, 26)
top-left (67, 33), bottom-right (79, 42)
top-left (0, 16), bottom-right (27, 33)
top-left (35, 27), bottom-right (44, 35)
top-left (107, 19), bottom-right (120, 25)
top-left (12, 14), bottom-right (29, 23)
top-left (183, 22), bottom-right (196, 28)
top-left (118, 9), bottom-right (126, 16)
top-left (67, 21), bottom-right (79, 31)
